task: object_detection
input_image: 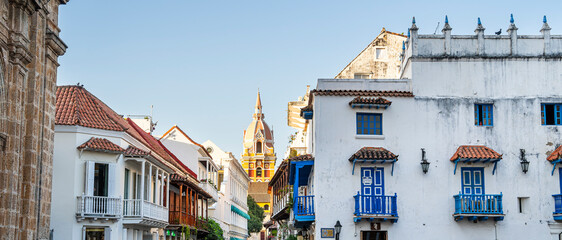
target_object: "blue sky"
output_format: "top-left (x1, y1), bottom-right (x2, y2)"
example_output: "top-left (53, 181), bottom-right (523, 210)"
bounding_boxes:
top-left (57, 1), bottom-right (561, 162)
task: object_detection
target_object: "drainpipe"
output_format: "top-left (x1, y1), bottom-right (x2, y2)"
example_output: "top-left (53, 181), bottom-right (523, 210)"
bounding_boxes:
top-left (494, 223), bottom-right (498, 240)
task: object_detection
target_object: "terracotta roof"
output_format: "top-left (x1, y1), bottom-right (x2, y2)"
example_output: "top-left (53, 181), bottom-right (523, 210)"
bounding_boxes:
top-left (124, 145), bottom-right (149, 157)
top-left (288, 154), bottom-right (314, 162)
top-left (348, 147), bottom-right (398, 162)
top-left (349, 97), bottom-right (392, 106)
top-left (170, 174), bottom-right (212, 199)
top-left (312, 90), bottom-right (414, 97)
top-left (56, 85), bottom-right (127, 131)
top-left (249, 182), bottom-right (271, 203)
top-left (547, 145), bottom-right (562, 161)
top-left (77, 137), bottom-right (125, 153)
top-left (127, 119), bottom-right (198, 178)
top-left (450, 145), bottom-right (502, 161)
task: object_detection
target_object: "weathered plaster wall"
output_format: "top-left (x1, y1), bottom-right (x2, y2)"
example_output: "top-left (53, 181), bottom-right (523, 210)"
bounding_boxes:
top-left (313, 57), bottom-right (562, 239)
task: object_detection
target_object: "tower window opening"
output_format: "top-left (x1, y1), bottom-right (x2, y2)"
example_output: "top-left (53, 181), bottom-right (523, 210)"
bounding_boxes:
top-left (256, 141), bottom-right (263, 154)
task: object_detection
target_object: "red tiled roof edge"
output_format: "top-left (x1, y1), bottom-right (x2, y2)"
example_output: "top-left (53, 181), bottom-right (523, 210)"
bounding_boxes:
top-left (450, 145), bottom-right (503, 161)
top-left (288, 154), bottom-right (314, 162)
top-left (77, 137), bottom-right (125, 153)
top-left (312, 89), bottom-right (414, 97)
top-left (126, 118), bottom-right (197, 179)
top-left (124, 145), bottom-right (150, 157)
top-left (348, 147), bottom-right (398, 162)
top-left (349, 97), bottom-right (392, 106)
top-left (547, 145), bottom-right (562, 161)
top-left (160, 126), bottom-right (213, 160)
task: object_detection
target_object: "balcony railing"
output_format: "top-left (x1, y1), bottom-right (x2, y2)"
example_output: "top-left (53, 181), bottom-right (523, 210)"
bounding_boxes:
top-left (199, 180), bottom-right (219, 202)
top-left (553, 194), bottom-right (562, 220)
top-left (272, 193), bottom-right (290, 218)
top-left (353, 193), bottom-right (397, 217)
top-left (123, 199), bottom-right (168, 222)
top-left (295, 195), bottom-right (314, 216)
top-left (453, 193), bottom-right (503, 215)
top-left (76, 195), bottom-right (121, 218)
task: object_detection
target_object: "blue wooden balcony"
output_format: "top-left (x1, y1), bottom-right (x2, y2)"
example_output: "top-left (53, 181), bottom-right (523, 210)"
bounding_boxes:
top-left (553, 194), bottom-right (562, 220)
top-left (453, 193), bottom-right (504, 221)
top-left (295, 195), bottom-right (315, 222)
top-left (353, 193), bottom-right (398, 223)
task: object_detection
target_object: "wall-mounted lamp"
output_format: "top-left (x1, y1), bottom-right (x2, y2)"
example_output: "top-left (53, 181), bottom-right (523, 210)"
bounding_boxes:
top-left (421, 148), bottom-right (430, 174)
top-left (334, 220), bottom-right (342, 240)
top-left (520, 149), bottom-right (529, 174)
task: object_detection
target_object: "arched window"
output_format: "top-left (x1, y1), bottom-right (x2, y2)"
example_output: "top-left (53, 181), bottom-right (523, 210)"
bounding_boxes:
top-left (257, 168), bottom-right (262, 177)
top-left (256, 141), bottom-right (262, 154)
top-left (264, 204), bottom-right (269, 210)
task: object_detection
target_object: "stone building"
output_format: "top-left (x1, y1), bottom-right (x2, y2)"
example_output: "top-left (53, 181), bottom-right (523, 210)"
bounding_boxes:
top-left (335, 28), bottom-right (406, 79)
top-left (0, 0), bottom-right (67, 239)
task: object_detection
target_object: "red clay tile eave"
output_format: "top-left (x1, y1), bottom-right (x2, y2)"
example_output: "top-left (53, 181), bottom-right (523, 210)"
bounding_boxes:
top-left (126, 118), bottom-right (197, 179)
top-left (450, 145), bottom-right (503, 162)
top-left (547, 146), bottom-right (562, 161)
top-left (349, 97), bottom-right (392, 106)
top-left (312, 90), bottom-right (414, 97)
top-left (348, 147), bottom-right (398, 162)
top-left (77, 137), bottom-right (125, 153)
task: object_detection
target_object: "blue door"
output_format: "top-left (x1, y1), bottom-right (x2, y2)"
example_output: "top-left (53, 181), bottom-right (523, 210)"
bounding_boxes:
top-left (361, 168), bottom-right (384, 213)
top-left (559, 168), bottom-right (562, 193)
top-left (461, 168), bottom-right (484, 195)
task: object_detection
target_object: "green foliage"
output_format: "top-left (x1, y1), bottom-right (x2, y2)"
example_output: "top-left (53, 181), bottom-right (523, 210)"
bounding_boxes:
top-left (202, 218), bottom-right (224, 240)
top-left (285, 194), bottom-right (293, 214)
top-left (287, 235), bottom-right (298, 240)
top-left (289, 149), bottom-right (298, 158)
top-left (248, 195), bottom-right (265, 233)
top-left (270, 229), bottom-right (277, 236)
top-left (181, 225), bottom-right (191, 240)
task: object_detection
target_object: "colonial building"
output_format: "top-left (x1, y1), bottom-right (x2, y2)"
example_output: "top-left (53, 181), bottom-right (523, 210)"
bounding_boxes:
top-left (335, 28), bottom-right (406, 79)
top-left (304, 16), bottom-right (562, 240)
top-left (51, 85), bottom-right (211, 240)
top-left (0, 1), bottom-right (67, 239)
top-left (242, 91), bottom-right (276, 183)
top-left (202, 140), bottom-right (251, 240)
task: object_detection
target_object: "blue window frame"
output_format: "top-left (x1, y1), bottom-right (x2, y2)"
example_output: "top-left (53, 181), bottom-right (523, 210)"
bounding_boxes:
top-left (461, 168), bottom-right (484, 195)
top-left (475, 104), bottom-right (493, 126)
top-left (542, 103), bottom-right (562, 125)
top-left (356, 113), bottom-right (382, 135)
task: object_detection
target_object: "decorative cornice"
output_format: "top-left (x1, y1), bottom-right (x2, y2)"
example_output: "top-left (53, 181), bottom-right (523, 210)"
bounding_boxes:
top-left (46, 31), bottom-right (67, 56)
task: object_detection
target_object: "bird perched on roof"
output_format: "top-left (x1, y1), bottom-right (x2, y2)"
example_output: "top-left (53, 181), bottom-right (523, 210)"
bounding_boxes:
top-left (495, 29), bottom-right (502, 35)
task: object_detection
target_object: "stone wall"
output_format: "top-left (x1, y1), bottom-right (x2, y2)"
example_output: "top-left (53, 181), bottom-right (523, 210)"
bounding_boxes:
top-left (335, 29), bottom-right (406, 79)
top-left (0, 0), bottom-right (67, 239)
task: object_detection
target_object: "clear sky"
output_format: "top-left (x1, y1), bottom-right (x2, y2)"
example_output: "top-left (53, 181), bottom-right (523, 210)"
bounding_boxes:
top-left (57, 1), bottom-right (561, 163)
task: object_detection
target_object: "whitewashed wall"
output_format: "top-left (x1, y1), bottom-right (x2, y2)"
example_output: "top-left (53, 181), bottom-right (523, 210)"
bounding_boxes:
top-left (312, 57), bottom-right (562, 239)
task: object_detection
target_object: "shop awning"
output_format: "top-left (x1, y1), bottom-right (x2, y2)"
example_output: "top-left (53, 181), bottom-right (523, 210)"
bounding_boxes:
top-left (231, 205), bottom-right (251, 220)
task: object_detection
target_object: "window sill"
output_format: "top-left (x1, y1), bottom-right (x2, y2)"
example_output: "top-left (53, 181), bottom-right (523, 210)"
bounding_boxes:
top-left (355, 135), bottom-right (385, 140)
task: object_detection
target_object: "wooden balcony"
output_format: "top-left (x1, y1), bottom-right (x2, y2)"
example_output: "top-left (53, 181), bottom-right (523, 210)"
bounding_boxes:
top-left (123, 199), bottom-right (169, 228)
top-left (553, 194), bottom-right (562, 220)
top-left (453, 193), bottom-right (504, 221)
top-left (169, 210), bottom-right (198, 226)
top-left (271, 193), bottom-right (290, 220)
top-left (76, 195), bottom-right (122, 221)
top-left (294, 195), bottom-right (314, 222)
top-left (353, 193), bottom-right (398, 223)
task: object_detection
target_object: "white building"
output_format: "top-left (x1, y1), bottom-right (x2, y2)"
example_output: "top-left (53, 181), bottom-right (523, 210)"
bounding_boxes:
top-left (305, 16), bottom-right (562, 240)
top-left (51, 85), bottom-right (192, 240)
top-left (203, 140), bottom-right (251, 240)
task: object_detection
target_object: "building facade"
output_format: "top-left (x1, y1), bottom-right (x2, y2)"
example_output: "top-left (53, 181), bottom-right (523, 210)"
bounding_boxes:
top-left (203, 140), bottom-right (251, 240)
top-left (306, 16), bottom-right (562, 240)
top-left (0, 1), bottom-right (67, 239)
top-left (51, 86), bottom-right (210, 240)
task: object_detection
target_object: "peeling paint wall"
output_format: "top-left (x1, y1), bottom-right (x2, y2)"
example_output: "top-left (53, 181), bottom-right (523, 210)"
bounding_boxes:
top-left (313, 54), bottom-right (562, 239)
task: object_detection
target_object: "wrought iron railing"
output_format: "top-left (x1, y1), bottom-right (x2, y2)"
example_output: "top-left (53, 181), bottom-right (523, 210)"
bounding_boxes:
top-left (453, 193), bottom-right (503, 215)
top-left (295, 195), bottom-right (314, 216)
top-left (76, 194), bottom-right (121, 217)
top-left (353, 193), bottom-right (397, 217)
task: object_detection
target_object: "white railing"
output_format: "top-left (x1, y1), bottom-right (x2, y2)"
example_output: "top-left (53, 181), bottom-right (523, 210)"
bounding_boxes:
top-left (273, 193), bottom-right (290, 217)
top-left (199, 180), bottom-right (219, 201)
top-left (123, 199), bottom-right (142, 217)
top-left (123, 199), bottom-right (168, 222)
top-left (143, 200), bottom-right (169, 222)
top-left (76, 195), bottom-right (121, 217)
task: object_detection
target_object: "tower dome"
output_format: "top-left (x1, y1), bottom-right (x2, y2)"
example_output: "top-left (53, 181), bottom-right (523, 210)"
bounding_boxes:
top-left (242, 91), bottom-right (276, 182)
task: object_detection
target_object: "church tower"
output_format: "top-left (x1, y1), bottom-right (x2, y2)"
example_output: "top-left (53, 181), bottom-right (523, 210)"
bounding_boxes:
top-left (242, 91), bottom-right (276, 182)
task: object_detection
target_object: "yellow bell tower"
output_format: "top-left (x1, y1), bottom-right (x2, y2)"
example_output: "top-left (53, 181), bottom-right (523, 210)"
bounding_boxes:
top-left (242, 91), bottom-right (276, 182)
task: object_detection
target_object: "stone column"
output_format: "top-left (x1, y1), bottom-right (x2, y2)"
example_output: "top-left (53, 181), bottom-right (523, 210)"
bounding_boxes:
top-left (409, 17), bottom-right (419, 56)
top-left (541, 15), bottom-right (551, 56)
top-left (442, 15), bottom-right (452, 56)
top-left (475, 18), bottom-right (485, 56)
top-left (507, 14), bottom-right (518, 56)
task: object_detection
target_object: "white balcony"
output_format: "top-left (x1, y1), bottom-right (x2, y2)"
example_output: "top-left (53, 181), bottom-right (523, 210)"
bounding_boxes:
top-left (123, 199), bottom-right (169, 228)
top-left (76, 195), bottom-right (122, 221)
top-left (272, 193), bottom-right (290, 219)
top-left (199, 180), bottom-right (219, 202)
